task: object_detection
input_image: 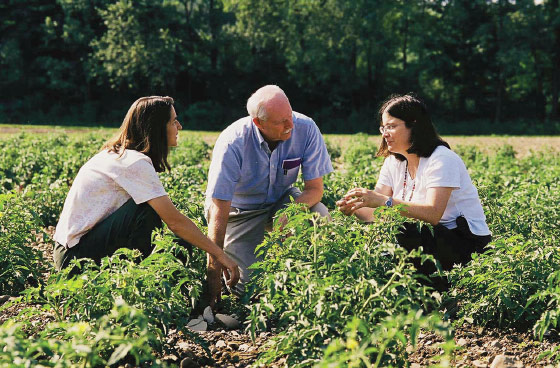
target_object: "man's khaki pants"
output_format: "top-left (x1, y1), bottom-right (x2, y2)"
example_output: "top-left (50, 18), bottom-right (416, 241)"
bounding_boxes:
top-left (208, 187), bottom-right (330, 295)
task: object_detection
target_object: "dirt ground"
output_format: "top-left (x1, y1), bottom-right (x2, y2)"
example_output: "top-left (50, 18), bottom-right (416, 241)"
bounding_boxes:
top-left (326, 135), bottom-right (560, 158)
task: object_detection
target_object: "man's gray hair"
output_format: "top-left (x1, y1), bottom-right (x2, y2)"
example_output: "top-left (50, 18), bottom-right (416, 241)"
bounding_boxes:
top-left (246, 85), bottom-right (286, 121)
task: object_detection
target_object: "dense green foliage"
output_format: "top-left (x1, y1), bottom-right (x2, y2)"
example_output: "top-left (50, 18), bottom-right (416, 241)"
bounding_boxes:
top-left (0, 300), bottom-right (164, 367)
top-left (447, 147), bottom-right (560, 339)
top-left (1, 0), bottom-right (559, 133)
top-left (0, 131), bottom-right (559, 365)
top-left (317, 312), bottom-right (453, 368)
top-left (247, 205), bottom-right (453, 367)
top-left (0, 194), bottom-right (44, 295)
top-left (24, 237), bottom-right (203, 335)
top-left (0, 132), bottom-right (207, 366)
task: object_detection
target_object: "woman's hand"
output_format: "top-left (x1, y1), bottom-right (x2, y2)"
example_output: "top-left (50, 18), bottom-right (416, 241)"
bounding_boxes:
top-left (148, 195), bottom-right (240, 307)
top-left (340, 188), bottom-right (387, 211)
top-left (335, 198), bottom-right (356, 216)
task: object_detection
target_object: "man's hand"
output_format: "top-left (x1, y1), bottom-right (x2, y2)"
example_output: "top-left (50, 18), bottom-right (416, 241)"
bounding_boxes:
top-left (207, 256), bottom-right (224, 308)
top-left (207, 251), bottom-right (239, 308)
top-left (206, 198), bottom-right (232, 309)
top-left (215, 252), bottom-right (240, 287)
top-left (275, 213), bottom-right (289, 231)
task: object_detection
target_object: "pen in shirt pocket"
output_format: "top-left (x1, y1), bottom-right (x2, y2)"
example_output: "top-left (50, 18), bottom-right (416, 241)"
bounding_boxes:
top-left (281, 158), bottom-right (302, 175)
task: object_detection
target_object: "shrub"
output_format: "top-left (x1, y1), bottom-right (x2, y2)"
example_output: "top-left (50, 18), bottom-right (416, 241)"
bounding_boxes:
top-left (24, 232), bottom-right (205, 341)
top-left (0, 299), bottom-right (166, 367)
top-left (317, 312), bottom-right (454, 368)
top-left (248, 204), bottom-right (445, 366)
top-left (449, 236), bottom-right (559, 330)
top-left (324, 138), bottom-right (342, 161)
top-left (0, 193), bottom-right (44, 295)
top-left (168, 137), bottom-right (211, 166)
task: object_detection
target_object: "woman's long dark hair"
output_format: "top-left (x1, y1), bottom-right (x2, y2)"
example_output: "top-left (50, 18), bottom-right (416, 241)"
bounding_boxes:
top-left (376, 94), bottom-right (449, 161)
top-left (104, 96), bottom-right (174, 172)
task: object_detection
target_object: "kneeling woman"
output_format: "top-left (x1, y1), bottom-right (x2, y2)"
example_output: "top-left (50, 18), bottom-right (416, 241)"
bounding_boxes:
top-left (337, 94), bottom-right (491, 276)
top-left (54, 96), bottom-right (239, 289)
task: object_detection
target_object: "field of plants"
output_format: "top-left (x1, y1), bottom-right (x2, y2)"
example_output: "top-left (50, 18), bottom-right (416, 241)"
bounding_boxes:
top-left (0, 127), bottom-right (559, 367)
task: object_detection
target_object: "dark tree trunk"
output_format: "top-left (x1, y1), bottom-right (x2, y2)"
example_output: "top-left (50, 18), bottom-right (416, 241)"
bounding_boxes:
top-left (531, 46), bottom-right (546, 123)
top-left (402, 8), bottom-right (409, 74)
top-left (367, 39), bottom-right (373, 105)
top-left (493, 0), bottom-right (505, 124)
top-left (552, 0), bottom-right (560, 120)
top-left (553, 57), bottom-right (560, 120)
top-left (350, 42), bottom-right (357, 109)
top-left (181, 0), bottom-right (202, 49)
top-left (209, 0), bottom-right (218, 72)
top-left (494, 72), bottom-right (503, 124)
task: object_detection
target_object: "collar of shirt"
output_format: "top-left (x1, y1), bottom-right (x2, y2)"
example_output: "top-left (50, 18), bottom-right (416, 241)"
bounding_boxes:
top-left (251, 117), bottom-right (287, 156)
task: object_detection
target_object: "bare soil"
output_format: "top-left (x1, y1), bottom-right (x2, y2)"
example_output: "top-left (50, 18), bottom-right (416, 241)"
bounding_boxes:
top-left (1, 125), bottom-right (557, 158)
top-left (0, 126), bottom-right (100, 135)
top-left (326, 135), bottom-right (560, 158)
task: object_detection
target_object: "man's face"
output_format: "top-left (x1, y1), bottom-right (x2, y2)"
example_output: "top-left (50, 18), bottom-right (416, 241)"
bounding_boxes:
top-left (254, 96), bottom-right (294, 143)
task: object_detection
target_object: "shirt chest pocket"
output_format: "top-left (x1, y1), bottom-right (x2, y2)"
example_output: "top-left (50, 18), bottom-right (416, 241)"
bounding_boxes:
top-left (277, 157), bottom-right (302, 186)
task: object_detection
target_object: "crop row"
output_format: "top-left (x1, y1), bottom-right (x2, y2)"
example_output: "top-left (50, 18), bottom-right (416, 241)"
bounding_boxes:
top-left (0, 132), bottom-right (558, 366)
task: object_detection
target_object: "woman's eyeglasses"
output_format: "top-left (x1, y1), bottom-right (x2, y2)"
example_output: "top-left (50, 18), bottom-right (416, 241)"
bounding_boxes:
top-left (379, 124), bottom-right (401, 134)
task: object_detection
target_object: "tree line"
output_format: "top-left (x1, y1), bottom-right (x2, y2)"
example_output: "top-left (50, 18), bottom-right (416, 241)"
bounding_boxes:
top-left (1, 0), bottom-right (559, 134)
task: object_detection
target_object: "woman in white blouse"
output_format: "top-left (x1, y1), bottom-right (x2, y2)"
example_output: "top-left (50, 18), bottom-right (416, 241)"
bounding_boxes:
top-left (54, 96), bottom-right (239, 292)
top-left (337, 94), bottom-right (491, 282)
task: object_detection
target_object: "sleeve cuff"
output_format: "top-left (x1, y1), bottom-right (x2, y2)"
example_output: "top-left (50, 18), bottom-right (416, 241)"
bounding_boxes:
top-left (302, 165), bottom-right (334, 181)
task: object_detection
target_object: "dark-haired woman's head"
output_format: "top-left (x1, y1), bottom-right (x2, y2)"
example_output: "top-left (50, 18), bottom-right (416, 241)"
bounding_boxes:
top-left (376, 94), bottom-right (449, 160)
top-left (104, 96), bottom-right (182, 172)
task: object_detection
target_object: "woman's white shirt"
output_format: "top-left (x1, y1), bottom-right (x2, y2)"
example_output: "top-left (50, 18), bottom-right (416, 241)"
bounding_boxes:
top-left (377, 145), bottom-right (490, 236)
top-left (54, 149), bottom-right (167, 248)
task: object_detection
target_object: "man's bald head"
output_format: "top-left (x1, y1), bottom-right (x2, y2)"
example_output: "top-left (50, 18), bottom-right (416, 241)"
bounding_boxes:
top-left (246, 85), bottom-right (290, 122)
top-left (247, 85), bottom-right (294, 145)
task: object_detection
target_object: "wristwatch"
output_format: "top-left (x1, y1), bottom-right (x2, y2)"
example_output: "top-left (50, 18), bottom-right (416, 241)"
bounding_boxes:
top-left (385, 197), bottom-right (393, 207)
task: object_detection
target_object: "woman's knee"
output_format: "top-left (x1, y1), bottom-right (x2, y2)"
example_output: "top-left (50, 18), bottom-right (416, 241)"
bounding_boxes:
top-left (53, 242), bottom-right (69, 271)
top-left (135, 202), bottom-right (163, 229)
top-left (396, 222), bottom-right (423, 252)
top-left (53, 243), bottom-right (83, 272)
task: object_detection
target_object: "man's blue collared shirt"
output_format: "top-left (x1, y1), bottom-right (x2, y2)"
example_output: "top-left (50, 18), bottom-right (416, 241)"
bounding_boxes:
top-left (205, 112), bottom-right (333, 210)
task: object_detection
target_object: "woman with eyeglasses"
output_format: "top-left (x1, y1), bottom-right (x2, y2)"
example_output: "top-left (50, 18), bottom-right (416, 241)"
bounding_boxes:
top-left (53, 96), bottom-right (239, 295)
top-left (336, 94), bottom-right (491, 288)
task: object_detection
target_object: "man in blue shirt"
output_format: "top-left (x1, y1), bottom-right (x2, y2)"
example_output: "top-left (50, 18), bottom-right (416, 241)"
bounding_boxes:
top-left (205, 85), bottom-right (333, 303)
